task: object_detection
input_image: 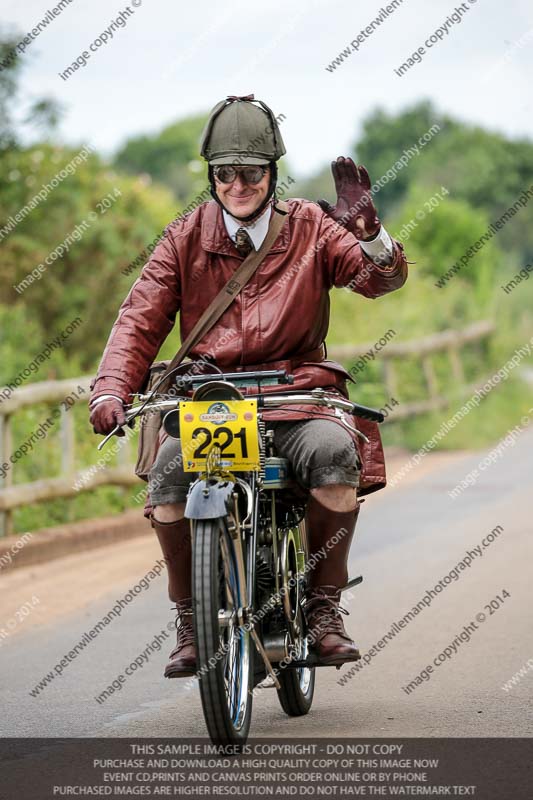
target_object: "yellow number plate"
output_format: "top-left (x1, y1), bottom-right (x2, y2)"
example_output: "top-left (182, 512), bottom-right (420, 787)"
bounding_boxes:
top-left (179, 400), bottom-right (260, 472)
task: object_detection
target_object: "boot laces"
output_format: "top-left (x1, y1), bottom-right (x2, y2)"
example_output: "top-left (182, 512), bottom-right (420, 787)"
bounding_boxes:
top-left (171, 599), bottom-right (195, 651)
top-left (304, 587), bottom-right (350, 642)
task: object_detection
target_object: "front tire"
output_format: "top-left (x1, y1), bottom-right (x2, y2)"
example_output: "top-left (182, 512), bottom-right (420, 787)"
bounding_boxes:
top-left (193, 517), bottom-right (253, 746)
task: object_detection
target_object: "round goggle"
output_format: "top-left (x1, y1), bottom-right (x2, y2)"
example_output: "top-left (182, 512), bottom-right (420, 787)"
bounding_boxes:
top-left (213, 165), bottom-right (268, 185)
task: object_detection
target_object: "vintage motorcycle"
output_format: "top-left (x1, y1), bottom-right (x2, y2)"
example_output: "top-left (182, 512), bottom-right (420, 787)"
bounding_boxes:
top-left (100, 367), bottom-right (383, 746)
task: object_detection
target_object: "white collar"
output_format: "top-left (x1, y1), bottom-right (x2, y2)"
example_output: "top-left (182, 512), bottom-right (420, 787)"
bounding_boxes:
top-left (222, 204), bottom-right (272, 251)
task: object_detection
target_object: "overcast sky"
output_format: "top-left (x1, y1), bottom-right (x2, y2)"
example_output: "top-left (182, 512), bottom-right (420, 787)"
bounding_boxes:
top-left (3, 0), bottom-right (533, 177)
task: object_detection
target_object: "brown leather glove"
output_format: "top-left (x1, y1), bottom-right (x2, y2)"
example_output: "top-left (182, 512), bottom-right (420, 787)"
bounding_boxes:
top-left (90, 398), bottom-right (127, 436)
top-left (318, 157), bottom-right (380, 240)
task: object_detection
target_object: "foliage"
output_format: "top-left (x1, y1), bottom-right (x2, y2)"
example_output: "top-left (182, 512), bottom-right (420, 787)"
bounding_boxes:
top-left (0, 305), bottom-right (75, 384)
top-left (297, 100), bottom-right (533, 267)
top-left (0, 32), bottom-right (62, 149)
top-left (359, 103), bottom-right (533, 266)
top-left (355, 101), bottom-right (450, 214)
top-left (113, 114), bottom-right (209, 204)
top-left (0, 35), bottom-right (21, 149)
top-left (0, 143), bottom-right (177, 368)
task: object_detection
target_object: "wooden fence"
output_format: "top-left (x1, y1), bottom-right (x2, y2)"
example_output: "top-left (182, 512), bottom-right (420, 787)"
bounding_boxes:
top-left (0, 377), bottom-right (137, 537)
top-left (329, 319), bottom-right (495, 419)
top-left (0, 320), bottom-right (495, 536)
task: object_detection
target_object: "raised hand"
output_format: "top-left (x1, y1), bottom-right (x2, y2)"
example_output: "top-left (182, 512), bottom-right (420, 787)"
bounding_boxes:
top-left (317, 157), bottom-right (381, 240)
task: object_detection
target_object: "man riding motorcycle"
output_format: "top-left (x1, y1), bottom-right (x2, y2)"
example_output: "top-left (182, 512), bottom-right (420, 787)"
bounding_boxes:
top-left (89, 94), bottom-right (408, 679)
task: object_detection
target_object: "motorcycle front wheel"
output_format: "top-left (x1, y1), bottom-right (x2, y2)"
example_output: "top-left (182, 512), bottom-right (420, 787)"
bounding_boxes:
top-left (193, 517), bottom-right (253, 747)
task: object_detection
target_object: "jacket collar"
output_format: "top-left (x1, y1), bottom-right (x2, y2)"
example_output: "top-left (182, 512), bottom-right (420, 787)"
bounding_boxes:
top-left (201, 199), bottom-right (290, 255)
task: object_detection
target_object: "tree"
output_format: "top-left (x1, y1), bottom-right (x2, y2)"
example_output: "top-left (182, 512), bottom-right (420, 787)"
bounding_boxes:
top-left (113, 114), bottom-right (209, 204)
top-left (0, 34), bottom-right (20, 150)
top-left (0, 143), bottom-right (177, 369)
top-left (355, 101), bottom-right (533, 261)
top-left (354, 101), bottom-right (451, 215)
top-left (0, 30), bottom-right (63, 150)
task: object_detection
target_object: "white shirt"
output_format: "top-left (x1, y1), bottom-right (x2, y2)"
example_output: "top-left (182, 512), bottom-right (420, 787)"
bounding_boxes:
top-left (222, 205), bottom-right (273, 250)
top-left (222, 203), bottom-right (394, 266)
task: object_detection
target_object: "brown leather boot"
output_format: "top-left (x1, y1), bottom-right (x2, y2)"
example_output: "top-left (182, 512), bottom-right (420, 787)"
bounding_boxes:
top-left (165, 598), bottom-right (195, 679)
top-left (305, 586), bottom-right (360, 665)
top-left (304, 496), bottom-right (361, 665)
top-left (151, 516), bottom-right (196, 678)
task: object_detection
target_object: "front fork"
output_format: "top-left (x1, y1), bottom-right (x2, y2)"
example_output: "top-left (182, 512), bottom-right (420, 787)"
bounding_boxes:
top-left (225, 482), bottom-right (281, 690)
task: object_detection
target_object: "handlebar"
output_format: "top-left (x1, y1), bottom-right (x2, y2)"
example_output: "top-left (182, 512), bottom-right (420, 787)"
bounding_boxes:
top-left (125, 390), bottom-right (384, 421)
top-left (97, 382), bottom-right (384, 451)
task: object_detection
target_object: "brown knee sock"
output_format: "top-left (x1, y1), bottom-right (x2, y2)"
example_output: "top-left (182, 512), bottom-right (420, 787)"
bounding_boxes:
top-left (151, 516), bottom-right (192, 602)
top-left (305, 495), bottom-right (360, 589)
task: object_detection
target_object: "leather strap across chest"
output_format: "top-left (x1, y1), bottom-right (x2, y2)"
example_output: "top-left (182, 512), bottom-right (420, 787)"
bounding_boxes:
top-left (155, 200), bottom-right (289, 393)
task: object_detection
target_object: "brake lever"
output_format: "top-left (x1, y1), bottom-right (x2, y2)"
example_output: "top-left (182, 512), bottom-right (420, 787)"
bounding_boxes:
top-left (97, 416), bottom-right (136, 451)
top-left (333, 407), bottom-right (370, 443)
top-left (97, 424), bottom-right (122, 451)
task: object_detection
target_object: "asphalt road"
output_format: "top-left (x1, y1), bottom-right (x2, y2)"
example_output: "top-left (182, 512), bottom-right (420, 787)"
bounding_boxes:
top-left (1, 429), bottom-right (532, 739)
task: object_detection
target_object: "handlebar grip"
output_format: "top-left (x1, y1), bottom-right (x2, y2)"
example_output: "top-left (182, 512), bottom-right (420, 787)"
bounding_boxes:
top-left (351, 404), bottom-right (385, 423)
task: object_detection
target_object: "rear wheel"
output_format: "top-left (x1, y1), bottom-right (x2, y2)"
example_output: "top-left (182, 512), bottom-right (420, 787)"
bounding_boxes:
top-left (193, 517), bottom-right (253, 746)
top-left (276, 521), bottom-right (315, 716)
top-left (276, 605), bottom-right (315, 716)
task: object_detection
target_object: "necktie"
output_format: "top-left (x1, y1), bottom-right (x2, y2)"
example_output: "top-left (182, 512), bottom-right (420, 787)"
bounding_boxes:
top-left (234, 227), bottom-right (254, 257)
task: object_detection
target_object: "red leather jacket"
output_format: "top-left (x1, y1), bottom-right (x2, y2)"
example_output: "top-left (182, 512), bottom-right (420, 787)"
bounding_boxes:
top-left (92, 198), bottom-right (408, 494)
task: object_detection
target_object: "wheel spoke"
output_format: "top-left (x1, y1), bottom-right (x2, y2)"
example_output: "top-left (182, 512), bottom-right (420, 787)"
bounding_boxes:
top-left (194, 517), bottom-right (252, 743)
top-left (221, 532), bottom-right (247, 723)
